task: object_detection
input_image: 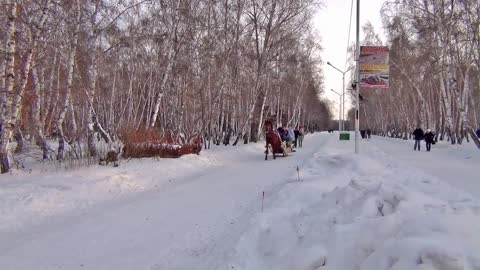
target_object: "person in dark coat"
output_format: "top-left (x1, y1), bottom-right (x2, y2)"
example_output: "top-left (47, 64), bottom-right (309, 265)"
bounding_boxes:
top-left (277, 127), bottom-right (286, 141)
top-left (294, 128), bottom-right (300, 147)
top-left (413, 127), bottom-right (424, 151)
top-left (360, 129), bottom-right (366, 139)
top-left (366, 128), bottom-right (372, 139)
top-left (424, 129), bottom-right (434, 152)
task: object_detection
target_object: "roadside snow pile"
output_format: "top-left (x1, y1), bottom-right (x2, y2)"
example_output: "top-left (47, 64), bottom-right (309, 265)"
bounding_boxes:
top-left (229, 149), bottom-right (480, 270)
top-left (0, 143), bottom-right (264, 233)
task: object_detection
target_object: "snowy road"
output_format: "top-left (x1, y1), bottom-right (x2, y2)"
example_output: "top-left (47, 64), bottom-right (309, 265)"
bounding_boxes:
top-left (0, 134), bottom-right (331, 270)
top-left (2, 133), bottom-right (479, 270)
top-left (366, 136), bottom-right (480, 198)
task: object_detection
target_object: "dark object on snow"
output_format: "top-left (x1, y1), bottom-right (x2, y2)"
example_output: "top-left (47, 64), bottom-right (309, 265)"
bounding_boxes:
top-left (294, 129), bottom-right (300, 147)
top-left (223, 129), bottom-right (232, 146)
top-left (424, 131), bottom-right (435, 143)
top-left (413, 128), bottom-right (424, 151)
top-left (99, 149), bottom-right (120, 167)
top-left (243, 133), bottom-right (249, 144)
top-left (476, 128), bottom-right (480, 139)
top-left (413, 128), bottom-right (424, 140)
top-left (424, 130), bottom-right (435, 152)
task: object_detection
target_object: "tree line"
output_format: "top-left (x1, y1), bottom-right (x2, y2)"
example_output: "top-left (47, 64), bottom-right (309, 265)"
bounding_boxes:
top-left (347, 0), bottom-right (480, 148)
top-left (0, 0), bottom-right (332, 173)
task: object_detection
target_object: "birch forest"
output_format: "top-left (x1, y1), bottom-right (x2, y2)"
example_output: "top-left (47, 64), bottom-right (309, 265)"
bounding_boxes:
top-left (350, 0), bottom-right (480, 148)
top-left (0, 0), bottom-right (332, 173)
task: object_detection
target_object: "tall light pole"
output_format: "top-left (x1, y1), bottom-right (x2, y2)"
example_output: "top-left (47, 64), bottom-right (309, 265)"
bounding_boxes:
top-left (331, 89), bottom-right (343, 132)
top-left (354, 0), bottom-right (360, 154)
top-left (327, 62), bottom-right (354, 131)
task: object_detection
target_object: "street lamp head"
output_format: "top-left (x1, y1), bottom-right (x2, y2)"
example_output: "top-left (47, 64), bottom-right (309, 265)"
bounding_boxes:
top-left (327, 62), bottom-right (331, 65)
top-left (331, 89), bottom-right (342, 96)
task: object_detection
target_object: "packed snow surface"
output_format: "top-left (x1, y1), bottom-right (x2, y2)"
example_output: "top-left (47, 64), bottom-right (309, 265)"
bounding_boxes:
top-left (1, 133), bottom-right (479, 270)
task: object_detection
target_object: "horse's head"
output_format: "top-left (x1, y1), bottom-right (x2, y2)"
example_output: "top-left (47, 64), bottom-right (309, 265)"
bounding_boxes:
top-left (264, 120), bottom-right (274, 133)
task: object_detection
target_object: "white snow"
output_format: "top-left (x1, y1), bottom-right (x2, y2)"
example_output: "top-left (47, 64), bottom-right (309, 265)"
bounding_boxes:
top-left (229, 135), bottom-right (480, 270)
top-left (0, 149), bottom-right (221, 233)
top-left (369, 136), bottom-right (480, 198)
top-left (1, 133), bottom-right (479, 270)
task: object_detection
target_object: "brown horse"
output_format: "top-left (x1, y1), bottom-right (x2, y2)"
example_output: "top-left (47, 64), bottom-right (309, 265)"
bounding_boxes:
top-left (264, 120), bottom-right (286, 160)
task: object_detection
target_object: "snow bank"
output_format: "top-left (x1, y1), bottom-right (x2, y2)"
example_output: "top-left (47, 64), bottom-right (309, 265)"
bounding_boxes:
top-left (229, 140), bottom-right (480, 270)
top-left (0, 143), bottom-right (265, 233)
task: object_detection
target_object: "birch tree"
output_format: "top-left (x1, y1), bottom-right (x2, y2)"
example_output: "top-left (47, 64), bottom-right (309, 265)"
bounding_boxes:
top-left (350, 0), bottom-right (480, 149)
top-left (1, 0), bottom-right (51, 172)
top-left (56, 0), bottom-right (81, 160)
top-left (0, 0), bottom-right (333, 173)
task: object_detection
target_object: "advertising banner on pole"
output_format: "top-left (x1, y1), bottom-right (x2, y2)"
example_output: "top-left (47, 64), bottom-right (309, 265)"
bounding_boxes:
top-left (360, 46), bottom-right (389, 89)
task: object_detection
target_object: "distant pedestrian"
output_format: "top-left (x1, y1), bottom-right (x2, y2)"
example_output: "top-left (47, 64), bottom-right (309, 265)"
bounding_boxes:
top-left (366, 129), bottom-right (372, 139)
top-left (360, 129), bottom-right (366, 139)
top-left (298, 126), bottom-right (305, 147)
top-left (424, 129), bottom-right (434, 152)
top-left (413, 127), bottom-right (424, 151)
top-left (294, 128), bottom-right (300, 147)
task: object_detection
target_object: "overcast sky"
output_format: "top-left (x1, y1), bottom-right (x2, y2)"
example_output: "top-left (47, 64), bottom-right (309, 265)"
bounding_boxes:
top-left (313, 0), bottom-right (386, 119)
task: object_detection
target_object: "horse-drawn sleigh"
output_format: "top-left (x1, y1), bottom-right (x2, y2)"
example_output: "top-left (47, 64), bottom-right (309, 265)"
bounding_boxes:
top-left (264, 120), bottom-right (294, 160)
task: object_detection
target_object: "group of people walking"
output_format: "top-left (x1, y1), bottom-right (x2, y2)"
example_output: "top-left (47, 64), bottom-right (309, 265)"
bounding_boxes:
top-left (413, 127), bottom-right (435, 151)
top-left (360, 129), bottom-right (372, 139)
top-left (277, 126), bottom-right (305, 148)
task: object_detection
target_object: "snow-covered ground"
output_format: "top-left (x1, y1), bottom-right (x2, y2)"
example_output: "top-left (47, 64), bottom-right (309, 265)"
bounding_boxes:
top-left (1, 133), bottom-right (479, 270)
top-left (230, 135), bottom-right (480, 270)
top-left (369, 136), bottom-right (480, 198)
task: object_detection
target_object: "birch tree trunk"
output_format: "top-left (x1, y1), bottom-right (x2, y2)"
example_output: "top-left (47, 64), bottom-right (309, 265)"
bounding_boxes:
top-left (460, 65), bottom-right (480, 148)
top-left (150, 1), bottom-right (180, 127)
top-left (0, 49), bottom-right (5, 120)
top-left (86, 46), bottom-right (112, 157)
top-left (57, 0), bottom-right (80, 160)
top-left (45, 62), bottom-right (61, 135)
top-left (0, 0), bottom-right (18, 173)
top-left (43, 51), bottom-right (57, 134)
top-left (87, 59), bottom-right (99, 157)
top-left (150, 37), bottom-right (176, 127)
top-left (440, 68), bottom-right (455, 143)
top-left (32, 66), bottom-right (49, 159)
top-left (1, 0), bottom-right (49, 171)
